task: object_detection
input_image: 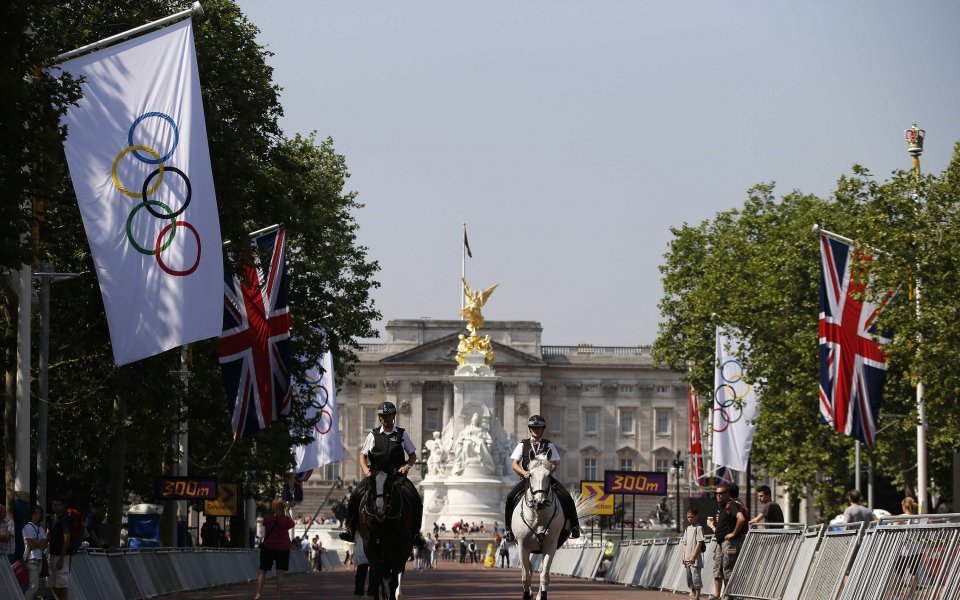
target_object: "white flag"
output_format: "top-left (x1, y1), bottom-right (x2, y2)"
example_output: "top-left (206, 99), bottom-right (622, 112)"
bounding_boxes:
top-left (712, 327), bottom-right (761, 471)
top-left (59, 20), bottom-right (223, 366)
top-left (294, 351), bottom-right (344, 473)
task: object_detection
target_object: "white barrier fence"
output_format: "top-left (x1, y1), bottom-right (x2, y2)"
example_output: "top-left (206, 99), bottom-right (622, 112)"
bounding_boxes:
top-left (2, 547), bottom-right (340, 600)
top-left (522, 513), bottom-right (960, 600)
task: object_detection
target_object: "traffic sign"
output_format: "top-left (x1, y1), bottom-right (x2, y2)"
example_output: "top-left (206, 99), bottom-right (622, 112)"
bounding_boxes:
top-left (155, 476), bottom-right (217, 500)
top-left (580, 480), bottom-right (614, 515)
top-left (604, 470), bottom-right (668, 495)
top-left (204, 482), bottom-right (238, 516)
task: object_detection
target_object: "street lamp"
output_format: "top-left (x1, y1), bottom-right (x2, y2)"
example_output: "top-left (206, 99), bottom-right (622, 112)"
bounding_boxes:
top-left (419, 444), bottom-right (431, 478)
top-left (905, 121), bottom-right (928, 513)
top-left (671, 451), bottom-right (685, 533)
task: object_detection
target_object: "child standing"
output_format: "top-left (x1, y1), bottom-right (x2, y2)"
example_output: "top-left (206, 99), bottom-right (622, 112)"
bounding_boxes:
top-left (681, 508), bottom-right (705, 600)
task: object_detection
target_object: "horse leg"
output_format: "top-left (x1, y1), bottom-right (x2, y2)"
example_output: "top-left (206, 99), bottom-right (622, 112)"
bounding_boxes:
top-left (537, 548), bottom-right (554, 600)
top-left (395, 571), bottom-right (403, 600)
top-left (520, 548), bottom-right (533, 600)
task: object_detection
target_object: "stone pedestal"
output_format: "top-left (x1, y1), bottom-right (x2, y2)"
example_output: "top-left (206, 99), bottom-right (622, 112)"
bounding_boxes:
top-left (420, 350), bottom-right (513, 532)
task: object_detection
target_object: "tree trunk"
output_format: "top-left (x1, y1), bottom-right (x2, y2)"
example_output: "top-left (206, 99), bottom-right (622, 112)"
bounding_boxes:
top-left (3, 275), bottom-right (18, 511)
top-left (106, 393), bottom-right (127, 549)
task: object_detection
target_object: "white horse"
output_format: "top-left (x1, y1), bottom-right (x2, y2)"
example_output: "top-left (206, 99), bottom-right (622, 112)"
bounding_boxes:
top-left (511, 453), bottom-right (593, 600)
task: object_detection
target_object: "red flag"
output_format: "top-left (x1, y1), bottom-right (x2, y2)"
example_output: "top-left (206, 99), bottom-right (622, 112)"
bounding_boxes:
top-left (689, 386), bottom-right (704, 483)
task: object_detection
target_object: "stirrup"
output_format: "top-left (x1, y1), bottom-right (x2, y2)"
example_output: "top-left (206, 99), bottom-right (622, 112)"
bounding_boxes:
top-left (339, 527), bottom-right (354, 542)
top-left (504, 530), bottom-right (515, 542)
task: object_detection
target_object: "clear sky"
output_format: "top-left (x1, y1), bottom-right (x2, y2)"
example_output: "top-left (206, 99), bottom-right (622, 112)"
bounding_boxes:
top-left (234, 1), bottom-right (960, 346)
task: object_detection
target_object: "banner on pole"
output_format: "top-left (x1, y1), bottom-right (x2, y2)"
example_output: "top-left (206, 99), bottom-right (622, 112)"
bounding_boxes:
top-left (712, 327), bottom-right (760, 472)
top-left (59, 20), bottom-right (223, 366)
top-left (294, 349), bottom-right (343, 473)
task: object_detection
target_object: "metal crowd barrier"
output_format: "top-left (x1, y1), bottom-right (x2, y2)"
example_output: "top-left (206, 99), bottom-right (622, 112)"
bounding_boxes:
top-left (793, 522), bottom-right (859, 600)
top-left (570, 544), bottom-right (604, 579)
top-left (781, 524), bottom-right (824, 600)
top-left (604, 539), bottom-right (640, 584)
top-left (726, 522), bottom-right (808, 600)
top-left (2, 558), bottom-right (25, 599)
top-left (839, 513), bottom-right (960, 600)
top-left (65, 547), bottom-right (312, 600)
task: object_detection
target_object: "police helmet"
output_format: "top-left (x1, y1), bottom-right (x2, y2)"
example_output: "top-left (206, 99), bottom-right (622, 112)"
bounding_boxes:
top-left (377, 401), bottom-right (397, 416)
top-left (527, 414), bottom-right (546, 428)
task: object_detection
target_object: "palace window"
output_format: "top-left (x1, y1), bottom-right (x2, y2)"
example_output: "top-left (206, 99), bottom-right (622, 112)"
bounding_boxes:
top-left (363, 406), bottom-right (377, 431)
top-left (619, 458), bottom-right (634, 471)
top-left (619, 409), bottom-right (635, 436)
top-left (655, 409), bottom-right (672, 436)
top-left (584, 458), bottom-right (598, 481)
top-left (425, 407), bottom-right (440, 433)
top-left (584, 409), bottom-right (599, 435)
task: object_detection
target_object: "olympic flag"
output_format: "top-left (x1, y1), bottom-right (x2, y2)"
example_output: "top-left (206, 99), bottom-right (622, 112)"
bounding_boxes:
top-left (712, 327), bottom-right (761, 472)
top-left (294, 351), bottom-right (343, 473)
top-left (58, 20), bottom-right (223, 366)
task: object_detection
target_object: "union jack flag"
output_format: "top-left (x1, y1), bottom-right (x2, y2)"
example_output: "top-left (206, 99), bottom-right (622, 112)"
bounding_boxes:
top-left (818, 234), bottom-right (897, 446)
top-left (218, 227), bottom-right (292, 438)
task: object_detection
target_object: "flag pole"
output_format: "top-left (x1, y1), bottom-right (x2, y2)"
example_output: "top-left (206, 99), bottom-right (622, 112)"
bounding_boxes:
top-left (906, 122), bottom-right (927, 513)
top-left (461, 222), bottom-right (467, 314)
top-left (54, 1), bottom-right (204, 63)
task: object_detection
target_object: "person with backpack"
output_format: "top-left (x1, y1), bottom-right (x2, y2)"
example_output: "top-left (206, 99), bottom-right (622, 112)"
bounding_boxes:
top-left (681, 508), bottom-right (706, 600)
top-left (47, 497), bottom-right (76, 600)
top-left (705, 482), bottom-right (747, 600)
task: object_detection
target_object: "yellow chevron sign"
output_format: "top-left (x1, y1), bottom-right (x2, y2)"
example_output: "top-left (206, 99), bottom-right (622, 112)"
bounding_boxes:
top-left (580, 480), bottom-right (614, 516)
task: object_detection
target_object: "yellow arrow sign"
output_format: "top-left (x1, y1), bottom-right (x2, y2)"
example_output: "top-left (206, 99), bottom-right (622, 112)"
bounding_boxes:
top-left (581, 480), bottom-right (614, 516)
top-left (204, 482), bottom-right (238, 517)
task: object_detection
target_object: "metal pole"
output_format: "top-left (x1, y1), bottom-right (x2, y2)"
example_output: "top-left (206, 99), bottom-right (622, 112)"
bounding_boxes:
top-left (54, 2), bottom-right (203, 63)
top-left (14, 265), bottom-right (32, 507)
top-left (855, 440), bottom-right (861, 493)
top-left (32, 268), bottom-right (78, 514)
top-left (906, 122), bottom-right (927, 514)
top-left (36, 270), bottom-right (50, 512)
top-left (461, 222), bottom-right (467, 314)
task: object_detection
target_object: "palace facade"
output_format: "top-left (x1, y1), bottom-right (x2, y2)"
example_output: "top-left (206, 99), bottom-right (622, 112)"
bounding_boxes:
top-left (327, 319), bottom-right (690, 500)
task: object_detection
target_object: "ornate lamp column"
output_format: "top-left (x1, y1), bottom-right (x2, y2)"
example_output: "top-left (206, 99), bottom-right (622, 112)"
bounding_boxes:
top-left (906, 121), bottom-right (928, 513)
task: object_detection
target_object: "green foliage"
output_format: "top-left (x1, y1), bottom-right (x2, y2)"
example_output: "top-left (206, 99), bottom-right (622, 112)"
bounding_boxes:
top-left (2, 0), bottom-right (380, 526)
top-left (654, 152), bottom-right (960, 515)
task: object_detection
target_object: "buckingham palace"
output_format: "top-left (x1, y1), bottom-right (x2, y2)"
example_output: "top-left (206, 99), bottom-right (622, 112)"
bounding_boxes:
top-left (314, 318), bottom-right (691, 524)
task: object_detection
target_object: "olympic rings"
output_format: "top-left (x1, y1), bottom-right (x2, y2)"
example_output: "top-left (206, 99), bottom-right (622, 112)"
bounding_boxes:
top-left (712, 404), bottom-right (743, 433)
top-left (113, 145), bottom-right (165, 198)
top-left (125, 200), bottom-right (177, 255)
top-left (315, 409), bottom-right (333, 435)
top-left (155, 220), bottom-right (201, 276)
top-left (142, 167), bottom-right (192, 219)
top-left (112, 112), bottom-right (203, 278)
top-left (128, 112), bottom-right (179, 163)
top-left (714, 384), bottom-right (736, 408)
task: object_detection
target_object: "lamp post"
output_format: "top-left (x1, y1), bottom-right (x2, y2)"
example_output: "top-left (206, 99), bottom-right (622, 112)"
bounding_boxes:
top-left (906, 121), bottom-right (928, 513)
top-left (419, 444), bottom-right (431, 478)
top-left (671, 450), bottom-right (685, 533)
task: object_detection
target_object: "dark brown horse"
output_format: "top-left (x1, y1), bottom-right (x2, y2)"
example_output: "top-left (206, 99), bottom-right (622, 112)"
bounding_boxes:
top-left (358, 470), bottom-right (417, 600)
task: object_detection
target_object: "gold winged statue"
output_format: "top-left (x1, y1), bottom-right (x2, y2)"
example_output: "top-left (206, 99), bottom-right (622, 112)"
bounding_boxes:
top-left (459, 278), bottom-right (498, 336)
top-left (457, 278), bottom-right (499, 365)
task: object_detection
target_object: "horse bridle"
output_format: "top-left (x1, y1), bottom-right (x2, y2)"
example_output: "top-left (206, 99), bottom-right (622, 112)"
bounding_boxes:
top-left (363, 471), bottom-right (405, 522)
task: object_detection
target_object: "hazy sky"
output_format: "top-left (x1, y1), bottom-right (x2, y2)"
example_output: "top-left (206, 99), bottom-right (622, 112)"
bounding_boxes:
top-left (235, 1), bottom-right (960, 346)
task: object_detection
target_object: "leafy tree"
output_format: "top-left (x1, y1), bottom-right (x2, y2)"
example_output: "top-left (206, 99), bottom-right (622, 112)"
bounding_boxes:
top-left (654, 149), bottom-right (960, 516)
top-left (3, 0), bottom-right (380, 546)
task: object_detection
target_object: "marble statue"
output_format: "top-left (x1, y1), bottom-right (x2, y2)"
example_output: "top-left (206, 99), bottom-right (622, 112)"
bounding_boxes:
top-left (451, 413), bottom-right (494, 475)
top-left (425, 431), bottom-right (449, 477)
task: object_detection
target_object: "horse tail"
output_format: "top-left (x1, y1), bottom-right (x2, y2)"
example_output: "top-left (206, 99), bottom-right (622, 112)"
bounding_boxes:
top-left (573, 492), bottom-right (603, 523)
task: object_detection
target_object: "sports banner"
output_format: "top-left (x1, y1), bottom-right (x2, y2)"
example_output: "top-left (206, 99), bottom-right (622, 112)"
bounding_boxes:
top-left (712, 327), bottom-right (761, 471)
top-left (58, 20), bottom-right (223, 365)
top-left (688, 386), bottom-right (704, 484)
top-left (294, 350), bottom-right (344, 473)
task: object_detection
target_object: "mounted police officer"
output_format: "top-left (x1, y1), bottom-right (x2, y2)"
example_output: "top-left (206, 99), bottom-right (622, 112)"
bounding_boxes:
top-left (339, 401), bottom-right (426, 546)
top-left (503, 414), bottom-right (580, 542)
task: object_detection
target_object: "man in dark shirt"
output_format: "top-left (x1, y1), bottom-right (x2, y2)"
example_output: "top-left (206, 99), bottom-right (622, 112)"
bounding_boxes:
top-left (749, 485), bottom-right (785, 525)
top-left (48, 497), bottom-right (72, 599)
top-left (706, 483), bottom-right (746, 600)
top-left (84, 502), bottom-right (105, 548)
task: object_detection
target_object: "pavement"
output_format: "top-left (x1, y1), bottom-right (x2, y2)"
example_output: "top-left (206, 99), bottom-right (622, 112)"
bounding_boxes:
top-left (161, 561), bottom-right (689, 600)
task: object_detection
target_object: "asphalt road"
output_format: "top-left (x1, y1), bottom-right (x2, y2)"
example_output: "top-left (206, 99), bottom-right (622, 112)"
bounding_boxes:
top-left (161, 561), bottom-right (688, 600)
